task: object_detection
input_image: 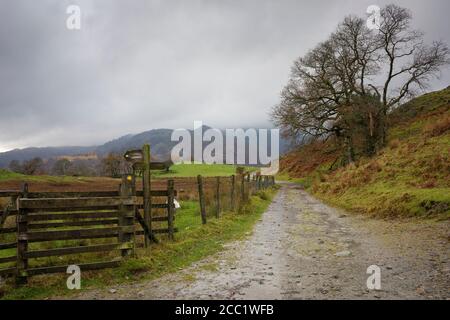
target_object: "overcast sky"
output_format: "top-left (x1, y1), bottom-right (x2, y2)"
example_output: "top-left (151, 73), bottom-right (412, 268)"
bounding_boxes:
top-left (0, 0), bottom-right (449, 152)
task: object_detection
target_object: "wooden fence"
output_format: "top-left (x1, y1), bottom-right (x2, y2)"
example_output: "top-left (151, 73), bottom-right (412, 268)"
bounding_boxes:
top-left (0, 177), bottom-right (177, 284)
top-left (196, 173), bottom-right (275, 224)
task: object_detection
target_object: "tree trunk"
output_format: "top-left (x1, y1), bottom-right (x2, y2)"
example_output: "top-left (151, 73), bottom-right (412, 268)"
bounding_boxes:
top-left (344, 135), bottom-right (355, 164)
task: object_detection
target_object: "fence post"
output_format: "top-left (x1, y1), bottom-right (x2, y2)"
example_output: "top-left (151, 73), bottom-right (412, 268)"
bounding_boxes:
top-left (130, 174), bottom-right (137, 195)
top-left (16, 183), bottom-right (28, 285)
top-left (215, 177), bottom-right (221, 218)
top-left (197, 175), bottom-right (207, 224)
top-left (240, 174), bottom-right (245, 202)
top-left (142, 144), bottom-right (152, 248)
top-left (119, 175), bottom-right (134, 257)
top-left (167, 179), bottom-right (175, 240)
top-left (230, 175), bottom-right (235, 211)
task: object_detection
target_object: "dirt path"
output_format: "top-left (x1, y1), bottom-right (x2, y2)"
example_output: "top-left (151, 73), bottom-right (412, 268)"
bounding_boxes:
top-left (67, 183), bottom-right (449, 300)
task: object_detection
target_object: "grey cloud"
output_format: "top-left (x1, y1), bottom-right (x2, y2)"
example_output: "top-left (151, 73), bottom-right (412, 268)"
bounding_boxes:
top-left (0, 0), bottom-right (449, 151)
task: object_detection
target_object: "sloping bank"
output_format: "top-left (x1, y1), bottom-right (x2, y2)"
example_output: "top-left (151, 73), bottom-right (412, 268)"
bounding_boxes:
top-left (279, 88), bottom-right (450, 218)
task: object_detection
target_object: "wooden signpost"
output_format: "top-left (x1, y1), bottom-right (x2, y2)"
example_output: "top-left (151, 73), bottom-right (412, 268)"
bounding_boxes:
top-left (124, 145), bottom-right (152, 247)
top-left (124, 144), bottom-right (176, 246)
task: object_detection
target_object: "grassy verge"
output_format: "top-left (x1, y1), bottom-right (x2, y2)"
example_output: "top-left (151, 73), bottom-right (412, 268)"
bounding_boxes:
top-left (281, 133), bottom-right (450, 218)
top-left (1, 187), bottom-right (278, 300)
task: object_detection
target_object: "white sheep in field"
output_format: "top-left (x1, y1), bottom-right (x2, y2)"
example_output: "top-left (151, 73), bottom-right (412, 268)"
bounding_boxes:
top-left (173, 199), bottom-right (181, 209)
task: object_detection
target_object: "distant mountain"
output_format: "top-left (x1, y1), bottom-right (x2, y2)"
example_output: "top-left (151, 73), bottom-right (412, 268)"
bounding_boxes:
top-left (96, 129), bottom-right (177, 161)
top-left (0, 127), bottom-right (295, 168)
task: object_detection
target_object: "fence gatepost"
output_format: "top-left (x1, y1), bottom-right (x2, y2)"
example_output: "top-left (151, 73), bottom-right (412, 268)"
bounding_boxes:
top-left (16, 183), bottom-right (28, 285)
top-left (215, 177), bottom-right (221, 218)
top-left (167, 179), bottom-right (175, 240)
top-left (119, 175), bottom-right (134, 257)
top-left (230, 175), bottom-right (236, 211)
top-left (197, 175), bottom-right (207, 224)
top-left (142, 144), bottom-right (152, 248)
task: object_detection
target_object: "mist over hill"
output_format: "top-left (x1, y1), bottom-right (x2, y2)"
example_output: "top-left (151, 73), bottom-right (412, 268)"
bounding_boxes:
top-left (0, 127), bottom-right (294, 168)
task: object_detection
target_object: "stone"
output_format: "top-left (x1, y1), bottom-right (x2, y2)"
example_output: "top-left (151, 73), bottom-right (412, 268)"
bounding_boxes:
top-left (335, 250), bottom-right (352, 257)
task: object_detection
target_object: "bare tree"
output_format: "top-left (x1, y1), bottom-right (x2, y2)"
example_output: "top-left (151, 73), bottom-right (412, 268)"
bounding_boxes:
top-left (272, 4), bottom-right (449, 163)
top-left (101, 153), bottom-right (124, 178)
top-left (272, 15), bottom-right (380, 162)
top-left (52, 158), bottom-right (72, 176)
top-left (22, 157), bottom-right (45, 175)
top-left (374, 4), bottom-right (450, 143)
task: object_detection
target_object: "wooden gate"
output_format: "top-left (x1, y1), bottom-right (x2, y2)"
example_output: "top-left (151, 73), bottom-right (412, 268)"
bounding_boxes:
top-left (134, 182), bottom-right (176, 243)
top-left (125, 144), bottom-right (176, 246)
top-left (0, 177), bottom-right (136, 284)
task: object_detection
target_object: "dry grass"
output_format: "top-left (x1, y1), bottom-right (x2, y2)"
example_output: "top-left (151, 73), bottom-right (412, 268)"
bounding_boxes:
top-left (423, 115), bottom-right (450, 137)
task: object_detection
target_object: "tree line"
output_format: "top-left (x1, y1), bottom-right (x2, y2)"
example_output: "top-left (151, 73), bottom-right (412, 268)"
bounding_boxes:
top-left (7, 153), bottom-right (131, 178)
top-left (271, 4), bottom-right (449, 164)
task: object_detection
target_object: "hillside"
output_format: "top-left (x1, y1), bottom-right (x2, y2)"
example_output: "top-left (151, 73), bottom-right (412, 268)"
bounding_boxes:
top-left (280, 87), bottom-right (450, 218)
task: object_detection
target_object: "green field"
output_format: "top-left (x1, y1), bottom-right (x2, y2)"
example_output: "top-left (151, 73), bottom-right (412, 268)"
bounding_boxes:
top-left (0, 164), bottom-right (257, 184)
top-left (151, 164), bottom-right (257, 178)
top-left (0, 169), bottom-right (101, 184)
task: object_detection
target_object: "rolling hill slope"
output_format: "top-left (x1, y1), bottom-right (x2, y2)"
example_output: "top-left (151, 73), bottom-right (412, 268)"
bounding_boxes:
top-left (280, 87), bottom-right (450, 218)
